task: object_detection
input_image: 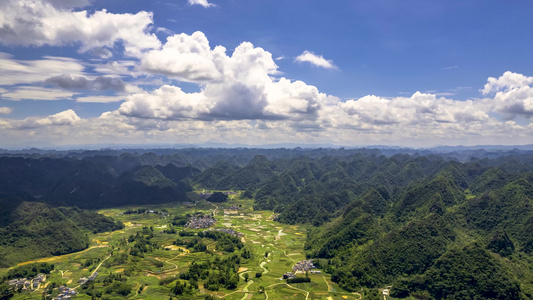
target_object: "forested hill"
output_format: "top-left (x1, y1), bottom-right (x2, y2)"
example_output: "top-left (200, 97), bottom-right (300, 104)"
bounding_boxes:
top-left (0, 156), bottom-right (197, 209)
top-left (0, 197), bottom-right (123, 267)
top-left (4, 147), bottom-right (533, 297)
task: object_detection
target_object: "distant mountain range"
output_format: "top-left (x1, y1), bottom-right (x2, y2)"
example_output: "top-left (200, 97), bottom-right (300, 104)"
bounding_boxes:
top-left (3, 142), bottom-right (533, 152)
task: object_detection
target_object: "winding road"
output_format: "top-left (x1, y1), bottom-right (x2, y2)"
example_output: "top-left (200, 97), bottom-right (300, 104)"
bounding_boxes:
top-left (73, 254), bottom-right (111, 290)
top-left (207, 201), bottom-right (219, 216)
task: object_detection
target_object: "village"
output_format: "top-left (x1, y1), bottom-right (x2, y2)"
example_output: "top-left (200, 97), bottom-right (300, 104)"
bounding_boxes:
top-left (282, 259), bottom-right (320, 280)
top-left (54, 285), bottom-right (78, 300)
top-left (198, 191), bottom-right (237, 199)
top-left (186, 214), bottom-right (217, 229)
top-left (7, 273), bottom-right (46, 291)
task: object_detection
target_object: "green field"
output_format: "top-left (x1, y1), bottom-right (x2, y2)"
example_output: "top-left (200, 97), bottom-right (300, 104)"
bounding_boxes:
top-left (1, 192), bottom-right (371, 300)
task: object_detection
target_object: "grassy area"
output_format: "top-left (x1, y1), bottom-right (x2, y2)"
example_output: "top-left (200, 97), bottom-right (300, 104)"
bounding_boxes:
top-left (1, 191), bottom-right (367, 299)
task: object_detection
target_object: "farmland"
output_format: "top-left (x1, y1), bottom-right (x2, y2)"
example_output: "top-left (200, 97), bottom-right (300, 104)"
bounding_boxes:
top-left (1, 192), bottom-right (366, 300)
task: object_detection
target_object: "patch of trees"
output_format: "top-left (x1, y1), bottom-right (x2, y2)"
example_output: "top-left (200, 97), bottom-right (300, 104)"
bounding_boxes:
top-left (162, 226), bottom-right (177, 234)
top-left (206, 192), bottom-right (228, 203)
top-left (171, 280), bottom-right (197, 295)
top-left (127, 228), bottom-right (159, 257)
top-left (287, 277), bottom-right (311, 284)
top-left (172, 215), bottom-right (189, 226)
top-left (82, 273), bottom-right (131, 298)
top-left (174, 237), bottom-right (207, 252)
top-left (179, 230), bottom-right (196, 236)
top-left (198, 231), bottom-right (243, 252)
top-left (179, 255), bottom-right (241, 291)
top-left (241, 248), bottom-right (253, 259)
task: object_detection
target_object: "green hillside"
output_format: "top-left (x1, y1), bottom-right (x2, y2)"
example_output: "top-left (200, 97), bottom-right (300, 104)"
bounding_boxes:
top-left (0, 200), bottom-right (123, 267)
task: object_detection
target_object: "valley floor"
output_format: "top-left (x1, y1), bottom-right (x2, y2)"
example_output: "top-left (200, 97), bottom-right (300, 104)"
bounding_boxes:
top-left (0, 193), bottom-right (377, 300)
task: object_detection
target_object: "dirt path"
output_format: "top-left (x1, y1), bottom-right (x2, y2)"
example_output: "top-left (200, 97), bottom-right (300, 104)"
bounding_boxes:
top-left (286, 283), bottom-right (309, 300)
top-left (322, 275), bottom-right (331, 291)
top-left (129, 282), bottom-right (141, 299)
top-left (73, 254), bottom-right (111, 290)
top-left (207, 201), bottom-right (219, 216)
top-left (263, 282), bottom-right (309, 300)
top-left (92, 254), bottom-right (110, 277)
top-left (154, 257), bottom-right (178, 270)
top-left (283, 250), bottom-right (296, 263)
top-left (260, 261), bottom-right (269, 274)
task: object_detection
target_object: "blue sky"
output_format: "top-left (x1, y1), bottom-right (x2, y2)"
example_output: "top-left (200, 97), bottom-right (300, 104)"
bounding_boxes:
top-left (1, 0), bottom-right (533, 148)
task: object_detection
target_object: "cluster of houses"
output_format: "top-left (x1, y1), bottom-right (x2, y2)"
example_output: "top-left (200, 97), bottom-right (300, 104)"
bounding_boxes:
top-left (226, 205), bottom-right (240, 210)
top-left (282, 260), bottom-right (319, 280)
top-left (292, 260), bottom-right (316, 273)
top-left (186, 215), bottom-right (217, 229)
top-left (198, 191), bottom-right (237, 199)
top-left (198, 192), bottom-right (213, 199)
top-left (77, 271), bottom-right (98, 286)
top-left (55, 286), bottom-right (78, 300)
top-left (7, 274), bottom-right (46, 291)
top-left (282, 272), bottom-right (297, 279)
top-left (269, 214), bottom-right (280, 220)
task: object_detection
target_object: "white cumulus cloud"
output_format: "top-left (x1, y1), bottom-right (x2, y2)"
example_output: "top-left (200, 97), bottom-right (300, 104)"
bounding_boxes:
top-left (2, 109), bottom-right (81, 130)
top-left (188, 0), bottom-right (215, 8)
top-left (481, 71), bottom-right (533, 119)
top-left (141, 32), bottom-right (227, 82)
top-left (0, 0), bottom-right (161, 56)
top-left (482, 71), bottom-right (533, 94)
top-left (123, 34), bottom-right (328, 122)
top-left (295, 51), bottom-right (337, 69)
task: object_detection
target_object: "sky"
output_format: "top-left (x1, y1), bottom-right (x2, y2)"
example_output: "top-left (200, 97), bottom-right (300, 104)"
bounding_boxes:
top-left (1, 0), bottom-right (533, 148)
